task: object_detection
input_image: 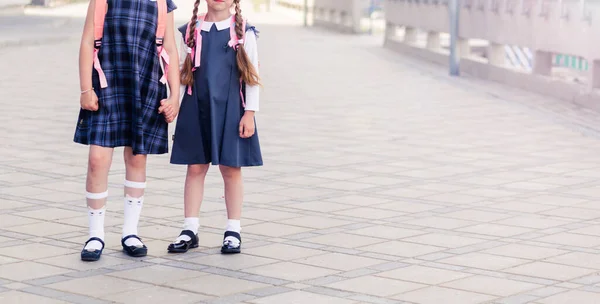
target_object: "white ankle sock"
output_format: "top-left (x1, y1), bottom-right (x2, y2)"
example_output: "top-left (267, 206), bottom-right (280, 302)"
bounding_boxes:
top-left (226, 219), bottom-right (241, 233)
top-left (122, 194), bottom-right (144, 247)
top-left (174, 217), bottom-right (199, 243)
top-left (84, 191), bottom-right (107, 251)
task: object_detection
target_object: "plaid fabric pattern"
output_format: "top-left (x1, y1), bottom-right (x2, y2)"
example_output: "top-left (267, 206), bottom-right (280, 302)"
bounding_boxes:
top-left (74, 0), bottom-right (177, 155)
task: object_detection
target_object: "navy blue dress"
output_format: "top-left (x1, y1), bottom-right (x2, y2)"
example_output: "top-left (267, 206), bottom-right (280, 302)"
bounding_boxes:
top-left (170, 21), bottom-right (263, 168)
top-left (74, 0), bottom-right (177, 155)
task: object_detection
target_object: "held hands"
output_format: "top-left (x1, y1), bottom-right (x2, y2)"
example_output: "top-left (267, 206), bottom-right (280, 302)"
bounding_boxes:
top-left (239, 111), bottom-right (255, 138)
top-left (80, 89), bottom-right (99, 111)
top-left (158, 98), bottom-right (180, 123)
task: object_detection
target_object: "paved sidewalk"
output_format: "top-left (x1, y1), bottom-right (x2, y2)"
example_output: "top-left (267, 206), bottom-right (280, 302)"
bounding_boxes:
top-left (2, 3), bottom-right (600, 304)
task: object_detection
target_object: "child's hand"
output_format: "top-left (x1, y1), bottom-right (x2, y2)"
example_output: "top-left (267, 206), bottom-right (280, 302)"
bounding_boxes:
top-left (239, 112), bottom-right (255, 138)
top-left (158, 98), bottom-right (179, 123)
top-left (80, 90), bottom-right (99, 111)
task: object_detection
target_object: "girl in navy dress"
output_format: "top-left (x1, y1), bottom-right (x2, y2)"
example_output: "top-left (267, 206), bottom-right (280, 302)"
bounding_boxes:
top-left (168, 0), bottom-right (262, 254)
top-left (75, 0), bottom-right (180, 261)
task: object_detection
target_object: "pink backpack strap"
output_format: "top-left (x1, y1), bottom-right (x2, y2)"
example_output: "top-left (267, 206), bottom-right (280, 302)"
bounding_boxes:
top-left (185, 15), bottom-right (204, 95)
top-left (194, 15), bottom-right (205, 70)
top-left (155, 0), bottom-right (167, 44)
top-left (93, 0), bottom-right (106, 43)
top-left (93, 0), bottom-right (108, 88)
top-left (156, 0), bottom-right (170, 85)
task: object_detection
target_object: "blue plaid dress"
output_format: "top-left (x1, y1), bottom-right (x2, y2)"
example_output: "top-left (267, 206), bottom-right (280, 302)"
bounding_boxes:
top-left (74, 0), bottom-right (177, 155)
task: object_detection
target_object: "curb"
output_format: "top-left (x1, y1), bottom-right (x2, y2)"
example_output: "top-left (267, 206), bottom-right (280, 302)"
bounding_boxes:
top-left (0, 0), bottom-right (87, 13)
top-left (0, 4), bottom-right (25, 15)
top-left (29, 0), bottom-right (85, 7)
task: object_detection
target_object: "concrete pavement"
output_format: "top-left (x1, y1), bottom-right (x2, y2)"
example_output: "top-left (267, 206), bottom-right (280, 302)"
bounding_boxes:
top-left (1, 2), bottom-right (600, 304)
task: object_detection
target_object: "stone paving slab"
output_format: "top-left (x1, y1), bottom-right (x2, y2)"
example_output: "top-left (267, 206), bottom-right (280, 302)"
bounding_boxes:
top-left (2, 2), bottom-right (600, 304)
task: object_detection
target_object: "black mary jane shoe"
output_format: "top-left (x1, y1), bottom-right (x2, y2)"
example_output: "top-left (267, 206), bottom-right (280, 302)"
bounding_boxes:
top-left (167, 230), bottom-right (199, 253)
top-left (81, 237), bottom-right (105, 262)
top-left (221, 231), bottom-right (242, 254)
top-left (121, 235), bottom-right (148, 257)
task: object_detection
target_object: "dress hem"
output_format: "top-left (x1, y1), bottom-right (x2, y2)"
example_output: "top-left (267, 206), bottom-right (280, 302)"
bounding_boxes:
top-left (169, 160), bottom-right (263, 167)
top-left (73, 140), bottom-right (168, 155)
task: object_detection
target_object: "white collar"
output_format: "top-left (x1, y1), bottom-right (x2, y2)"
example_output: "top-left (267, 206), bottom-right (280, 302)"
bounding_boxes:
top-left (199, 16), bottom-right (232, 32)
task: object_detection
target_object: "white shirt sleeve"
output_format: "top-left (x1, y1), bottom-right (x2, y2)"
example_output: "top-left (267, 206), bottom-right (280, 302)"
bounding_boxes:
top-left (243, 30), bottom-right (259, 112)
top-left (178, 35), bottom-right (187, 104)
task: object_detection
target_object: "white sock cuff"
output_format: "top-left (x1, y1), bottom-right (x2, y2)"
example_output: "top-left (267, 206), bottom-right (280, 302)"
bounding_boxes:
top-left (184, 217), bottom-right (199, 224)
top-left (124, 180), bottom-right (146, 189)
top-left (88, 206), bottom-right (106, 213)
top-left (125, 194), bottom-right (144, 202)
top-left (86, 191), bottom-right (108, 200)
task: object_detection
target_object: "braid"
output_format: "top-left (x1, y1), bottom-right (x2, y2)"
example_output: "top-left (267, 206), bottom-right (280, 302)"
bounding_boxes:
top-left (181, 0), bottom-right (201, 86)
top-left (233, 0), bottom-right (260, 86)
top-left (234, 2), bottom-right (244, 41)
top-left (187, 0), bottom-right (200, 48)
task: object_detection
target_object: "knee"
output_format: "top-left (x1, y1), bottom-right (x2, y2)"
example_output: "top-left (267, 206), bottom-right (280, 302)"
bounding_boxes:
top-left (124, 153), bottom-right (146, 170)
top-left (88, 152), bottom-right (111, 173)
top-left (188, 164), bottom-right (209, 177)
top-left (219, 165), bottom-right (241, 181)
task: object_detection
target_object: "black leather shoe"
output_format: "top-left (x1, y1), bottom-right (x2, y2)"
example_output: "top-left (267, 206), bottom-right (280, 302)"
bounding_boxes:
top-left (81, 237), bottom-right (105, 262)
top-left (221, 231), bottom-right (241, 254)
top-left (121, 235), bottom-right (148, 257)
top-left (168, 230), bottom-right (199, 253)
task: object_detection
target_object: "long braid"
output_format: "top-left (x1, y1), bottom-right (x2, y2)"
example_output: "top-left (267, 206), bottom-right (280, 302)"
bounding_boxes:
top-left (180, 0), bottom-right (201, 86)
top-left (234, 0), bottom-right (260, 86)
top-left (234, 1), bottom-right (244, 42)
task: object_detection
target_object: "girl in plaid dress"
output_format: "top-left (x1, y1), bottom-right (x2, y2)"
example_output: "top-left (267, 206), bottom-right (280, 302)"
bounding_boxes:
top-left (74, 0), bottom-right (180, 261)
top-left (167, 0), bottom-right (262, 254)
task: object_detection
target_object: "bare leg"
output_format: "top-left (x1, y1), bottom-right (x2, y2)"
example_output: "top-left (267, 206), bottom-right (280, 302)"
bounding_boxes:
top-left (219, 165), bottom-right (243, 220)
top-left (123, 147), bottom-right (146, 197)
top-left (184, 164), bottom-right (210, 218)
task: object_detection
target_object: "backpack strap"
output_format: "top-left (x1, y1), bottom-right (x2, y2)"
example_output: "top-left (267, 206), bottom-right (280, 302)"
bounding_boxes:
top-left (93, 0), bottom-right (108, 88)
top-left (155, 0), bottom-right (167, 46)
top-left (156, 0), bottom-right (170, 85)
top-left (93, 0), bottom-right (106, 45)
top-left (184, 15), bottom-right (204, 95)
